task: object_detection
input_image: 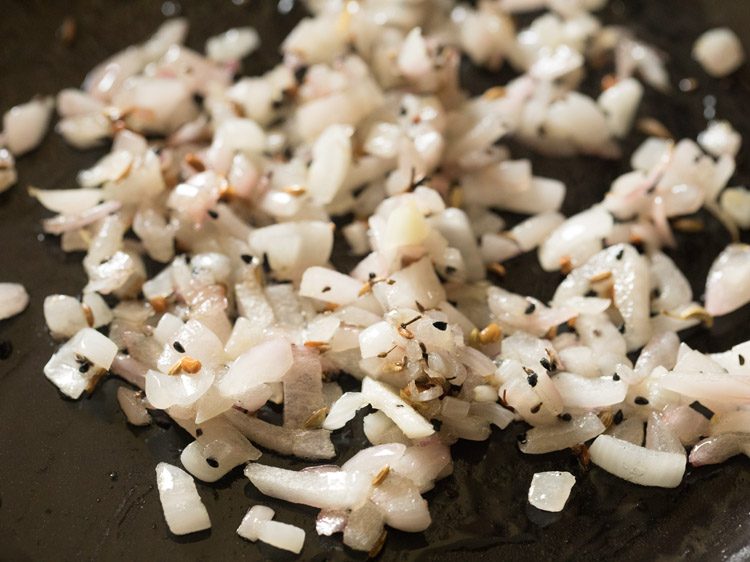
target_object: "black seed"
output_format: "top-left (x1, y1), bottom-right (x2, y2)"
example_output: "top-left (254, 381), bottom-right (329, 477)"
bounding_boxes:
top-left (516, 432), bottom-right (527, 444)
top-left (550, 360), bottom-right (558, 371)
top-left (321, 286), bottom-right (331, 293)
top-left (272, 98), bottom-right (284, 110)
top-left (613, 409), bottom-right (623, 424)
top-left (558, 413), bottom-right (572, 421)
top-left (634, 396), bottom-right (649, 405)
top-left (399, 106), bottom-right (407, 116)
top-left (584, 289), bottom-right (597, 297)
top-left (593, 329), bottom-right (603, 337)
top-left (433, 321), bottom-right (448, 331)
top-left (195, 428), bottom-right (203, 437)
top-left (396, 404), bottom-right (405, 408)
top-left (740, 354), bottom-right (746, 366)
top-left (527, 372), bottom-right (538, 387)
top-left (78, 360), bottom-right (90, 373)
top-left (530, 402), bottom-right (542, 414)
top-left (206, 457), bottom-right (219, 468)
top-left (616, 248), bottom-right (624, 260)
top-left (524, 302), bottom-right (536, 315)
top-left (192, 93), bottom-right (205, 105)
top-left (294, 65), bottom-right (308, 83)
top-left (368, 272), bottom-right (377, 279)
top-left (689, 400), bottom-right (714, 420)
top-left (613, 373), bottom-right (620, 381)
top-left (0, 340), bottom-right (12, 360)
top-left (415, 301), bottom-right (426, 313)
top-left (207, 209), bottom-right (218, 219)
top-left (240, 254), bottom-right (252, 264)
top-left (540, 358), bottom-right (551, 371)
top-left (173, 341), bottom-right (185, 353)
top-left (618, 324), bottom-right (626, 334)
top-left (445, 266), bottom-right (457, 275)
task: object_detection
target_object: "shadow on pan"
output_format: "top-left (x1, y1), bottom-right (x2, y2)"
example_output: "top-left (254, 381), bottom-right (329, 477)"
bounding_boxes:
top-left (0, 1), bottom-right (748, 561)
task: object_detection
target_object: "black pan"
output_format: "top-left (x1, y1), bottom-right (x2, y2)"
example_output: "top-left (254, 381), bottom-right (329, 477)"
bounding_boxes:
top-left (1, 1), bottom-right (749, 561)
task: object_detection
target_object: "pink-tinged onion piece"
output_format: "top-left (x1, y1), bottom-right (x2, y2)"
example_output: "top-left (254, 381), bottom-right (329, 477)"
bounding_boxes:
top-left (3, 96), bottom-right (54, 155)
top-left (116, 386), bottom-right (152, 426)
top-left (519, 413), bottom-right (605, 455)
top-left (155, 462), bottom-right (211, 535)
top-left (589, 434), bottom-right (685, 488)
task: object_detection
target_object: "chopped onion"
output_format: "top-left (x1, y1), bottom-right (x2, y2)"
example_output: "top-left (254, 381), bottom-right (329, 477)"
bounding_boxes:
top-left (155, 462), bottom-right (211, 535)
top-left (528, 471), bottom-right (575, 512)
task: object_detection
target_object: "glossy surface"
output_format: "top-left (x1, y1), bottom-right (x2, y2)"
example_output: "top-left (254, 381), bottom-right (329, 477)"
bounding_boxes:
top-left (0, 1), bottom-right (749, 561)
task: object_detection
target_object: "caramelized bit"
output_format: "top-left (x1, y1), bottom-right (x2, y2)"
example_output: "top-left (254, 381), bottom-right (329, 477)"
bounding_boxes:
top-left (482, 86), bottom-right (506, 100)
top-left (282, 185), bottom-right (308, 197)
top-left (368, 529), bottom-right (388, 558)
top-left (559, 255), bottom-right (573, 275)
top-left (184, 153), bottom-right (206, 172)
top-left (597, 410), bottom-right (614, 429)
top-left (571, 443), bottom-right (590, 469)
top-left (397, 325), bottom-right (414, 340)
top-left (487, 263), bottom-right (506, 277)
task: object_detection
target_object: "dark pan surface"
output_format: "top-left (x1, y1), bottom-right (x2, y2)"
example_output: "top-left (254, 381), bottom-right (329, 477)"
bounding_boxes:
top-left (1, 1), bottom-right (749, 561)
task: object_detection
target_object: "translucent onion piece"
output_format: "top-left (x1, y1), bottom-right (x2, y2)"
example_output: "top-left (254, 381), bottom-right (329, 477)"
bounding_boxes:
top-left (528, 471), bottom-right (575, 512)
top-left (155, 462), bottom-right (211, 535)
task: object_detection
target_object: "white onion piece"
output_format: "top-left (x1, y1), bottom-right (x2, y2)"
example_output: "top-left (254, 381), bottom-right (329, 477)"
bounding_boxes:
top-left (307, 124), bottom-right (352, 205)
top-left (249, 221), bottom-right (334, 281)
top-left (116, 386), bottom-right (152, 426)
top-left (528, 471), bottom-right (575, 512)
top-left (519, 413), bottom-right (605, 455)
top-left (42, 200), bottom-right (122, 235)
top-left (44, 328), bottom-right (118, 399)
top-left (29, 187), bottom-right (103, 215)
top-left (699, 121), bottom-right (742, 158)
top-left (361, 377), bottom-right (435, 439)
top-left (660, 372), bottom-right (750, 403)
top-left (719, 187), bottom-right (750, 229)
top-left (608, 417), bottom-right (644, 446)
top-left (323, 392), bottom-right (367, 430)
top-left (391, 442), bottom-right (451, 493)
top-left (237, 504), bottom-right (275, 542)
top-left (552, 372), bottom-right (628, 409)
top-left (712, 410), bottom-right (750, 435)
top-left (218, 337), bottom-right (293, 400)
top-left (282, 346), bottom-right (326, 428)
top-left (0, 282), bottom-right (29, 320)
top-left (705, 244), bottom-right (750, 316)
top-left (3, 96), bottom-right (53, 155)
top-left (538, 206), bottom-right (614, 272)
top-left (180, 419), bottom-right (261, 482)
top-left (597, 78), bottom-right (643, 138)
top-left (372, 257), bottom-right (446, 311)
top-left (362, 411), bottom-right (411, 447)
top-left (316, 508), bottom-right (347, 537)
top-left (343, 501), bottom-right (385, 552)
top-left (206, 27), bottom-right (260, 62)
top-left (645, 412), bottom-right (685, 455)
top-left (300, 267), bottom-right (362, 305)
top-left (155, 462), bottom-right (211, 535)
top-left (689, 433), bottom-right (748, 467)
top-left (369, 473), bottom-right (431, 532)
top-left (469, 401), bottom-right (515, 429)
top-left (662, 405), bottom-right (710, 446)
top-left (693, 27), bottom-right (746, 78)
top-left (588, 434), bottom-right (685, 488)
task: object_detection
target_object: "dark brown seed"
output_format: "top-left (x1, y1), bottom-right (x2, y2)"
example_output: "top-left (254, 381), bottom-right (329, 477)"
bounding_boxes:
top-left (634, 396), bottom-right (649, 405)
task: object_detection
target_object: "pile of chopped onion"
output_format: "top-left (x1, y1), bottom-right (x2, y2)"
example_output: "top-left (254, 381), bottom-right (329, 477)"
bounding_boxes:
top-left (3, 0), bottom-right (749, 556)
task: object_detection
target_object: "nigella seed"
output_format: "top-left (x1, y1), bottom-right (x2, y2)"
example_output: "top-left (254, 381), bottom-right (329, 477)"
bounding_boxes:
top-left (368, 272), bottom-right (377, 279)
top-left (78, 360), bottom-right (90, 373)
top-left (516, 432), bottom-right (527, 444)
top-left (540, 357), bottom-right (551, 371)
top-left (618, 324), bottom-right (626, 334)
top-left (173, 341), bottom-right (186, 353)
top-left (240, 254), bottom-right (252, 264)
top-left (584, 289), bottom-right (597, 297)
top-left (445, 266), bottom-right (457, 275)
top-left (530, 402), bottom-right (542, 414)
top-left (206, 457), bottom-right (219, 468)
top-left (207, 209), bottom-right (218, 219)
top-left (0, 340), bottom-right (12, 360)
top-left (195, 429), bottom-right (203, 437)
top-left (527, 372), bottom-right (538, 387)
top-left (634, 396), bottom-right (649, 405)
top-left (613, 373), bottom-right (620, 381)
top-left (558, 413), bottom-right (572, 421)
top-left (613, 409), bottom-right (623, 424)
top-left (524, 302), bottom-right (536, 315)
top-left (321, 286), bottom-right (331, 293)
top-left (433, 321), bottom-right (448, 331)
top-left (740, 354), bottom-right (746, 366)
top-left (616, 248), bottom-right (624, 260)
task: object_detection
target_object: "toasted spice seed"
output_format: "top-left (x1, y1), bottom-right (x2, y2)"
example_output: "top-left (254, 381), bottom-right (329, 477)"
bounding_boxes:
top-left (559, 255), bottom-right (573, 275)
top-left (618, 324), bottom-right (626, 334)
top-left (368, 530), bottom-right (388, 558)
top-left (358, 283), bottom-right (372, 297)
top-left (671, 217), bottom-right (705, 232)
top-left (571, 443), bottom-right (590, 469)
top-left (527, 372), bottom-right (538, 387)
top-left (320, 286), bottom-right (332, 294)
top-left (524, 302), bottom-right (536, 315)
top-left (368, 272), bottom-right (377, 279)
top-left (207, 209), bottom-right (219, 219)
top-left (304, 341), bottom-right (328, 349)
top-left (740, 354), bottom-right (746, 366)
top-left (206, 457), bottom-right (219, 468)
top-left (530, 402), bottom-right (542, 414)
top-left (613, 373), bottom-right (621, 381)
top-left (616, 248), bottom-right (624, 260)
top-left (377, 345), bottom-right (397, 359)
top-left (240, 254), bottom-right (253, 264)
top-left (302, 407), bottom-right (329, 429)
top-left (386, 279), bottom-right (395, 285)
top-left (637, 117), bottom-right (673, 139)
top-left (150, 296), bottom-right (169, 314)
top-left (483, 86), bottom-right (506, 100)
top-left (167, 360), bottom-right (182, 376)
top-left (371, 464), bottom-right (390, 486)
top-left (398, 326), bottom-right (414, 339)
top-left (444, 265), bottom-right (457, 275)
top-left (601, 73), bottom-right (618, 91)
top-left (634, 396), bottom-right (649, 405)
top-left (195, 428), bottom-right (203, 437)
top-left (78, 360), bottom-right (91, 373)
top-left (540, 357), bottom-right (551, 371)
top-left (184, 153), bottom-right (206, 171)
top-left (323, 302), bottom-right (339, 312)
top-left (559, 413), bottom-right (572, 421)
top-left (598, 410), bottom-right (614, 428)
top-left (173, 341), bottom-right (185, 353)
top-left (516, 432), bottom-right (527, 444)
top-left (468, 328), bottom-right (481, 349)
top-left (180, 356), bottom-right (202, 374)
top-left (433, 321), bottom-right (448, 331)
top-left (590, 270), bottom-right (613, 283)
top-left (282, 185), bottom-right (307, 197)
top-left (584, 289), bottom-right (598, 297)
top-left (487, 263), bottom-right (507, 277)
top-left (613, 409), bottom-right (624, 425)
top-left (479, 323), bottom-right (502, 344)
